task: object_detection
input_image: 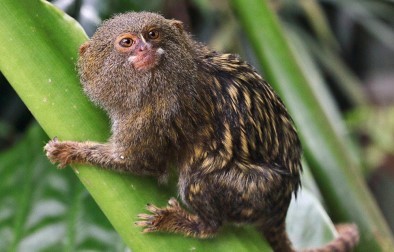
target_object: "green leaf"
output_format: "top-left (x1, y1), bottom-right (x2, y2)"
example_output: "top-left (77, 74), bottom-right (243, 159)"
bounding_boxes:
top-left (230, 0), bottom-right (394, 251)
top-left (0, 0), bottom-right (348, 250)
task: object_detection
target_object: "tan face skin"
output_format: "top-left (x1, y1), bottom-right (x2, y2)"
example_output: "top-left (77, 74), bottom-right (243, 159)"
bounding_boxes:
top-left (114, 28), bottom-right (165, 71)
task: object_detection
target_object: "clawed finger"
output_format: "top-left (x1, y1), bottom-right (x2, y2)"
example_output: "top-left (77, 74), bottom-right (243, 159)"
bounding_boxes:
top-left (146, 203), bottom-right (162, 214)
top-left (137, 213), bottom-right (156, 221)
top-left (168, 197), bottom-right (180, 208)
top-left (135, 220), bottom-right (153, 227)
top-left (142, 227), bottom-right (158, 233)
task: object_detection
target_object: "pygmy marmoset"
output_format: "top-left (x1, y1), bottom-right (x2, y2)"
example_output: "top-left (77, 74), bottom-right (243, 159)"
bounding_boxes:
top-left (44, 12), bottom-right (359, 251)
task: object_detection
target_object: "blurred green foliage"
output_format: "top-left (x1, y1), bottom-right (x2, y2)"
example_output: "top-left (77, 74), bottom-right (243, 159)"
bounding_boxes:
top-left (0, 125), bottom-right (126, 251)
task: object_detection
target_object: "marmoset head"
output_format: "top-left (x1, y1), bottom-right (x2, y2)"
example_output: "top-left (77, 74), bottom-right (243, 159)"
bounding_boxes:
top-left (79, 12), bottom-right (185, 72)
top-left (77, 12), bottom-right (195, 112)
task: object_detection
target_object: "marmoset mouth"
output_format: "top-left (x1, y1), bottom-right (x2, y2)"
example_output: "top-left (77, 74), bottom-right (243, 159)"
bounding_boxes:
top-left (128, 48), bottom-right (164, 71)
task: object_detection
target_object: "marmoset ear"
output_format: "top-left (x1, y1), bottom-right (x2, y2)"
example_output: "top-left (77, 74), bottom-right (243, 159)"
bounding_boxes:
top-left (169, 19), bottom-right (184, 33)
top-left (79, 41), bottom-right (90, 56)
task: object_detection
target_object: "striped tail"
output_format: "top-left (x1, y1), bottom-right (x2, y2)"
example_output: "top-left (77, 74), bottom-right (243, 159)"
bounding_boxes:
top-left (260, 223), bottom-right (359, 252)
top-left (303, 224), bottom-right (359, 252)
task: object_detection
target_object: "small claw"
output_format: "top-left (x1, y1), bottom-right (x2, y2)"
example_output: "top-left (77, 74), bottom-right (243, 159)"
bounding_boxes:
top-left (137, 213), bottom-right (155, 220)
top-left (146, 204), bottom-right (161, 213)
top-left (168, 197), bottom-right (180, 207)
top-left (57, 163), bottom-right (67, 169)
top-left (135, 220), bottom-right (152, 227)
top-left (143, 227), bottom-right (157, 233)
top-left (44, 142), bottom-right (51, 153)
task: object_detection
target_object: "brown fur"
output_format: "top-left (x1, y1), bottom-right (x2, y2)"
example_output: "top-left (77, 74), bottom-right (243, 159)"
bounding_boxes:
top-left (44, 12), bottom-right (359, 251)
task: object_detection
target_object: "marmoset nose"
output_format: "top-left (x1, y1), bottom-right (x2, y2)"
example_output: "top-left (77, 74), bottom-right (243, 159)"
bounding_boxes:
top-left (137, 42), bottom-right (147, 51)
top-left (135, 37), bottom-right (150, 52)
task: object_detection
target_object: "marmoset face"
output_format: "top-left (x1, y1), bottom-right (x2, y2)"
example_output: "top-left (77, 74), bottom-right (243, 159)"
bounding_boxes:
top-left (113, 27), bottom-right (165, 72)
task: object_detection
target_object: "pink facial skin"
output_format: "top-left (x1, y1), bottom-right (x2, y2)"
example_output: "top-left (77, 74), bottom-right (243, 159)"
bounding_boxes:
top-left (115, 33), bottom-right (165, 72)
